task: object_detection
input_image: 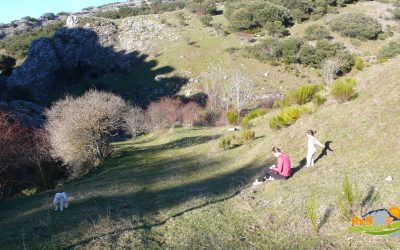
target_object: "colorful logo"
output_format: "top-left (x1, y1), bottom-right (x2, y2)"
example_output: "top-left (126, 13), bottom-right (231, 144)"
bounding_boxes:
top-left (348, 207), bottom-right (400, 237)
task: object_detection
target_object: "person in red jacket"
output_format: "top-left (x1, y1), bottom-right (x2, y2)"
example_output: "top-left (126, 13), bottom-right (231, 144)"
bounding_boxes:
top-left (253, 146), bottom-right (291, 186)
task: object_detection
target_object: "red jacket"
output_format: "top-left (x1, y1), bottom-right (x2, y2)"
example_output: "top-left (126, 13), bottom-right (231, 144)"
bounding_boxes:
top-left (272, 153), bottom-right (291, 177)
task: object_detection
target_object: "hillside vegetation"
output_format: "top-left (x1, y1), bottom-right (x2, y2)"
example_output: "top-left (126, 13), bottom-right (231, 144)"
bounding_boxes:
top-left (1, 0), bottom-right (400, 249)
top-left (1, 56), bottom-right (399, 249)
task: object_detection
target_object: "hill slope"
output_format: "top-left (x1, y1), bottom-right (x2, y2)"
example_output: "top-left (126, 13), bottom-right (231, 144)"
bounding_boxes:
top-left (0, 55), bottom-right (399, 249)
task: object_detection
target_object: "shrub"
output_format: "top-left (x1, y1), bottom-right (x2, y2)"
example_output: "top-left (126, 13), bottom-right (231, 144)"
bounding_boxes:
top-left (186, 0), bottom-right (217, 15)
top-left (330, 13), bottom-right (382, 40)
top-left (199, 15), bottom-right (213, 27)
top-left (148, 97), bottom-right (182, 130)
top-left (226, 109), bottom-right (238, 125)
top-left (45, 90), bottom-right (128, 179)
top-left (273, 96), bottom-right (291, 109)
top-left (299, 40), bottom-right (341, 68)
top-left (95, 1), bottom-right (185, 19)
top-left (201, 109), bottom-right (222, 127)
top-left (0, 112), bottom-right (55, 200)
top-left (241, 108), bottom-right (266, 127)
top-left (330, 78), bottom-right (357, 103)
top-left (224, 2), bottom-right (293, 31)
top-left (0, 21), bottom-right (63, 58)
top-left (300, 103), bottom-right (317, 114)
top-left (219, 136), bottom-right (231, 150)
top-left (180, 102), bottom-right (202, 127)
top-left (0, 54), bottom-right (16, 74)
top-left (378, 40), bottom-right (400, 60)
top-left (290, 84), bottom-right (322, 105)
top-left (269, 106), bottom-right (301, 129)
top-left (264, 21), bottom-right (289, 37)
top-left (353, 56), bottom-right (364, 71)
top-left (280, 37), bottom-right (304, 64)
top-left (312, 93), bottom-right (327, 105)
top-left (306, 193), bottom-right (318, 234)
top-left (335, 172), bottom-right (360, 221)
top-left (241, 129), bottom-right (255, 143)
top-left (304, 24), bottom-right (330, 40)
top-left (124, 106), bottom-right (150, 138)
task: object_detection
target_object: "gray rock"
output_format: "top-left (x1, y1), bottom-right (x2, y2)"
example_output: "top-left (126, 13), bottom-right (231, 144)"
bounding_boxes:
top-left (0, 100), bottom-right (45, 127)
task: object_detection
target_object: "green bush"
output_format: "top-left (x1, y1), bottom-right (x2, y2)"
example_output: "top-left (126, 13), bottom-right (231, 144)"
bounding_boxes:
top-left (199, 15), bottom-right (213, 27)
top-left (300, 103), bottom-right (317, 114)
top-left (330, 13), bottom-right (382, 40)
top-left (186, 0), bottom-right (217, 15)
top-left (0, 21), bottom-right (63, 58)
top-left (378, 40), bottom-right (400, 60)
top-left (280, 37), bottom-right (304, 64)
top-left (219, 136), bottom-right (231, 150)
top-left (304, 24), bottom-right (330, 40)
top-left (269, 106), bottom-right (301, 129)
top-left (353, 56), bottom-right (364, 71)
top-left (330, 78), bottom-right (357, 103)
top-left (299, 40), bottom-right (341, 68)
top-left (241, 108), bottom-right (266, 127)
top-left (312, 93), bottom-right (327, 105)
top-left (264, 21), bottom-right (289, 37)
top-left (95, 1), bottom-right (185, 19)
top-left (273, 96), bottom-right (291, 109)
top-left (226, 110), bottom-right (238, 125)
top-left (241, 129), bottom-right (255, 143)
top-left (290, 84), bottom-right (322, 105)
top-left (224, 2), bottom-right (293, 31)
top-left (0, 54), bottom-right (16, 74)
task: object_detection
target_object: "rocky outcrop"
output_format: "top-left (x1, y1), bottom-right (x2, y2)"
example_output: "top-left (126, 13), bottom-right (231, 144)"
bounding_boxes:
top-left (0, 100), bottom-right (45, 128)
top-left (6, 27), bottom-right (143, 100)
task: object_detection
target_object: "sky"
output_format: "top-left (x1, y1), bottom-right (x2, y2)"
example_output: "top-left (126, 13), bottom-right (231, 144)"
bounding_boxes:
top-left (0, 0), bottom-right (123, 23)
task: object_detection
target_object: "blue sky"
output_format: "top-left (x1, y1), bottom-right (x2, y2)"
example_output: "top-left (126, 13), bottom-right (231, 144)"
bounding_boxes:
top-left (0, 0), bottom-right (122, 23)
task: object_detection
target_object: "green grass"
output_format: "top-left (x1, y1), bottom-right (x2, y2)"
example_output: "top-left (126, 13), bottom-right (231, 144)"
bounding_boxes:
top-left (1, 58), bottom-right (400, 249)
top-left (1, 5), bottom-right (400, 249)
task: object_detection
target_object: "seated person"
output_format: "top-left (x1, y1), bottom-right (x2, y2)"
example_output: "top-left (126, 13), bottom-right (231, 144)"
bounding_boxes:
top-left (253, 146), bottom-right (291, 186)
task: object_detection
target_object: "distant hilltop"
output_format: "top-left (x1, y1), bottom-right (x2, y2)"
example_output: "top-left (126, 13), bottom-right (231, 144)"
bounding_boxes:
top-left (0, 0), bottom-right (150, 39)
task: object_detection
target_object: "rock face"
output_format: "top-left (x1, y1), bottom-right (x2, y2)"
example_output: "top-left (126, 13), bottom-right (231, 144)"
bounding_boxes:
top-left (7, 27), bottom-right (142, 100)
top-left (118, 18), bottom-right (173, 52)
top-left (0, 100), bottom-right (45, 128)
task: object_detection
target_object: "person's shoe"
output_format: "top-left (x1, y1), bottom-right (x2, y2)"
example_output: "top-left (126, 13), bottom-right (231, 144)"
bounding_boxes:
top-left (266, 176), bottom-right (275, 181)
top-left (252, 180), bottom-right (263, 186)
top-left (305, 164), bottom-right (311, 168)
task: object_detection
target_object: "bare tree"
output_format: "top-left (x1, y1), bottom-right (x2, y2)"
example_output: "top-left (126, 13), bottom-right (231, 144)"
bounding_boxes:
top-left (223, 72), bottom-right (255, 114)
top-left (45, 90), bottom-right (128, 179)
top-left (322, 57), bottom-right (342, 85)
top-left (201, 69), bottom-right (255, 113)
top-left (124, 106), bottom-right (150, 138)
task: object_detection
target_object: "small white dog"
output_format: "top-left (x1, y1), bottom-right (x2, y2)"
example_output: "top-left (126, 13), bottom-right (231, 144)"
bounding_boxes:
top-left (53, 192), bottom-right (68, 211)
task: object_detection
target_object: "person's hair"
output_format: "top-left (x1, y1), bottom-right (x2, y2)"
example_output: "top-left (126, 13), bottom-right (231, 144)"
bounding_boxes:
top-left (272, 146), bottom-right (281, 153)
top-left (307, 130), bottom-right (316, 136)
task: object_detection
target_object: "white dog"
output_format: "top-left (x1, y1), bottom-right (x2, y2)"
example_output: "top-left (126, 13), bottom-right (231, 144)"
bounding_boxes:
top-left (53, 192), bottom-right (68, 211)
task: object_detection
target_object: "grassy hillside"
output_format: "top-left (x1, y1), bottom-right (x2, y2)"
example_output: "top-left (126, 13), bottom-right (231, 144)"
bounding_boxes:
top-left (1, 55), bottom-right (399, 249)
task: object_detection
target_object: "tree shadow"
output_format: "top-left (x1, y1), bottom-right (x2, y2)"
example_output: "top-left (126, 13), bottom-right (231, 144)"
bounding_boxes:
top-left (7, 27), bottom-right (188, 107)
top-left (0, 156), bottom-right (271, 248)
top-left (317, 204), bottom-right (333, 233)
top-left (314, 141), bottom-right (333, 164)
top-left (361, 186), bottom-right (379, 213)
